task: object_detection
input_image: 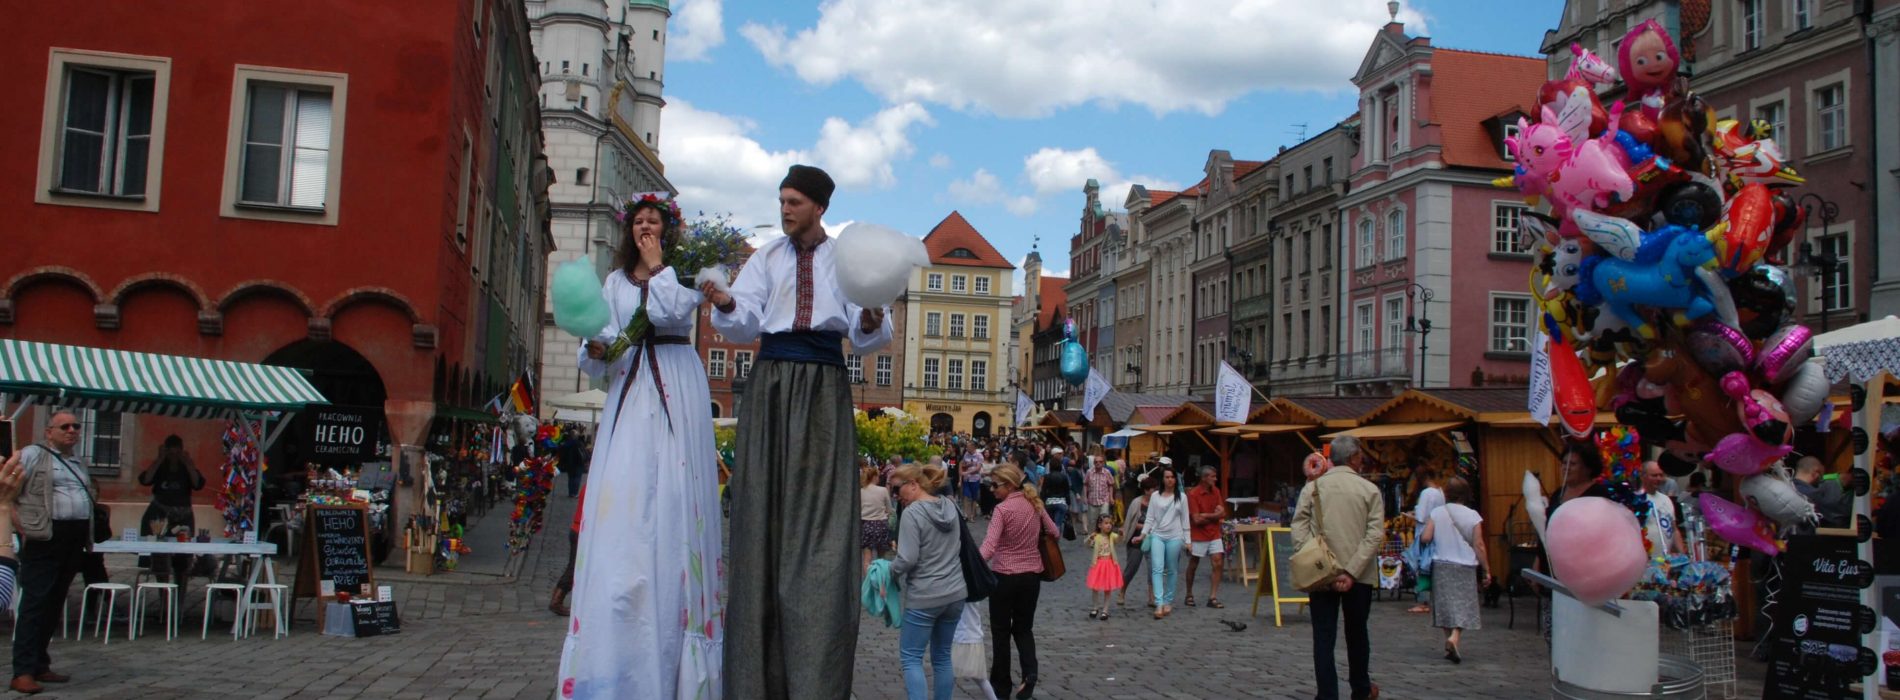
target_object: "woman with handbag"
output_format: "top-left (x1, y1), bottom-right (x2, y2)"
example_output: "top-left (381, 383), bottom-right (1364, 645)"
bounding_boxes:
top-left (1130, 467), bottom-right (1189, 619)
top-left (1420, 477), bottom-right (1489, 664)
top-left (1116, 475), bottom-right (1157, 608)
top-left (978, 463), bottom-right (1057, 700)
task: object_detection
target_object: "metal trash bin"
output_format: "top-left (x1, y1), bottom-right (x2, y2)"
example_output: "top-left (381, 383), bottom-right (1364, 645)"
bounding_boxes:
top-left (1551, 655), bottom-right (1705, 699)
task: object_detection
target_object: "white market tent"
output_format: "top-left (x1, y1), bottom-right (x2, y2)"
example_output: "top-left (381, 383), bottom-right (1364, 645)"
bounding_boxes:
top-left (0, 338), bottom-right (329, 541)
top-left (547, 389), bottom-right (607, 423)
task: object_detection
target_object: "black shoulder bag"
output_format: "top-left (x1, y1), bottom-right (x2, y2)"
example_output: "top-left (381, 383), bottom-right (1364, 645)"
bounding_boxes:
top-left (956, 511), bottom-right (997, 602)
top-left (43, 447), bottom-right (111, 544)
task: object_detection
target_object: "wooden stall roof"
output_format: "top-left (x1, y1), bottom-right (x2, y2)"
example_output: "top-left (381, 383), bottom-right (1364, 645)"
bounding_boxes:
top-left (1322, 421), bottom-right (1466, 441)
top-left (1157, 400), bottom-right (1220, 426)
top-left (1125, 423), bottom-right (1212, 434)
top-left (1485, 411), bottom-right (1618, 428)
top-left (1272, 395), bottom-right (1392, 428)
top-left (1132, 405), bottom-right (1180, 426)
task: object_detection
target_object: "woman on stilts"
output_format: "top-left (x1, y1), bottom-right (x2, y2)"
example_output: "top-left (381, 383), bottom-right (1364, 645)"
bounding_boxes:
top-left (556, 193), bottom-right (725, 699)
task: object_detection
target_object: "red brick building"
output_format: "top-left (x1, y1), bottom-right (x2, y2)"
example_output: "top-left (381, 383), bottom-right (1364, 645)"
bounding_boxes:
top-left (0, 1), bottom-right (552, 515)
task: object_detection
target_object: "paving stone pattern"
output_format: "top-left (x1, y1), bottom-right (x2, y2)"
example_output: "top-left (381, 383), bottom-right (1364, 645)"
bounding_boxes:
top-left (12, 494), bottom-right (1765, 698)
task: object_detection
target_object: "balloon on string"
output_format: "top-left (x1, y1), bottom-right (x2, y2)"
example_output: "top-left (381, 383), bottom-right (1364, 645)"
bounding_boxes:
top-left (1545, 497), bottom-right (1649, 606)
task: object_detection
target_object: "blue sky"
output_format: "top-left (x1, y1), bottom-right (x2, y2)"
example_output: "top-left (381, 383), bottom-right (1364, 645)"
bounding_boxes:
top-left (658, 0), bottom-right (1565, 291)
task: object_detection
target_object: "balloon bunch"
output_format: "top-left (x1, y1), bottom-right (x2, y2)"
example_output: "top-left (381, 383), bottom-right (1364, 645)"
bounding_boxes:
top-left (1059, 318), bottom-right (1088, 387)
top-left (1519, 20), bottom-right (1829, 595)
top-left (216, 420), bottom-right (262, 538)
top-left (509, 455), bottom-right (556, 553)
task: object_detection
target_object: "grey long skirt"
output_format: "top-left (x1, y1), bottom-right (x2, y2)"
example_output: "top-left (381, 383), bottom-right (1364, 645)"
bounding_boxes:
top-left (1432, 561), bottom-right (1483, 631)
top-left (724, 359), bottom-right (860, 700)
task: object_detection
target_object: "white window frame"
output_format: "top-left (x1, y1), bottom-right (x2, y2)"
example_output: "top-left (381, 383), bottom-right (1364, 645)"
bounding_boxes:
top-left (708, 349), bottom-right (727, 378)
top-left (36, 48), bottom-right (172, 213)
top-left (927, 273), bottom-right (944, 292)
top-left (1809, 223), bottom-right (1855, 314)
top-left (735, 350), bottom-right (753, 379)
top-left (971, 359), bottom-right (988, 391)
top-left (220, 65), bottom-right (349, 226)
top-left (948, 358), bottom-right (964, 390)
top-left (875, 354), bottom-right (893, 386)
top-left (1749, 89), bottom-right (1790, 144)
top-left (1382, 294), bottom-right (1406, 361)
top-left (949, 313), bottom-right (966, 338)
top-left (1489, 293), bottom-right (1535, 354)
top-left (923, 357), bottom-right (941, 388)
top-left (1807, 71), bottom-right (1850, 155)
top-left (1501, 123), bottom-right (1522, 161)
top-left (973, 314), bottom-right (989, 340)
top-left (77, 408), bottom-right (125, 473)
top-left (951, 275), bottom-right (968, 293)
top-left (1492, 201), bottom-right (1531, 254)
top-left (1354, 301), bottom-right (1375, 353)
top-left (1791, 0), bottom-right (1812, 31)
top-left (973, 276), bottom-right (991, 295)
top-left (925, 311), bottom-right (943, 337)
top-left (1740, 0), bottom-right (1764, 51)
top-left (1356, 216), bottom-right (1376, 269)
top-left (847, 354), bottom-right (864, 383)
top-left (1385, 209), bottom-right (1407, 261)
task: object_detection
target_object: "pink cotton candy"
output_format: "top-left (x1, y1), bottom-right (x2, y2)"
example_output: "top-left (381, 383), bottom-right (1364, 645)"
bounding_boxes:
top-left (1545, 496), bottom-right (1649, 606)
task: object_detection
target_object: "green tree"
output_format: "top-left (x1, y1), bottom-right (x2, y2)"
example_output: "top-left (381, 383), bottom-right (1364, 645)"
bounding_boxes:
top-left (855, 412), bottom-right (941, 463)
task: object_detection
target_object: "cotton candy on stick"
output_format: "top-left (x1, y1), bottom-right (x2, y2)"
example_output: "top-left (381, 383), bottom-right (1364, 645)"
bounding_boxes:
top-left (551, 255), bottom-right (612, 339)
top-left (834, 223), bottom-right (930, 309)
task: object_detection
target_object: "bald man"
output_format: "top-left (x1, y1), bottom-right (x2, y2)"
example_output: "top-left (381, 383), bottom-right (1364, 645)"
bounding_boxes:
top-left (1792, 456), bottom-right (1851, 529)
top-left (1640, 461), bottom-right (1686, 557)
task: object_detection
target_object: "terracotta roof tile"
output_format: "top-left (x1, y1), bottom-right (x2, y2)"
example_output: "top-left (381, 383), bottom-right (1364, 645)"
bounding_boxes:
top-left (1037, 275), bottom-right (1068, 328)
top-left (1428, 49), bottom-right (1545, 170)
top-left (1148, 189), bottom-right (1180, 207)
top-left (922, 211), bottom-right (1015, 269)
top-left (1233, 160), bottom-right (1266, 180)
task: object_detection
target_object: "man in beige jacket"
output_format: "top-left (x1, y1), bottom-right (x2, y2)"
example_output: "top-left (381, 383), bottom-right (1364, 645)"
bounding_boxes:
top-left (1291, 435), bottom-right (1385, 700)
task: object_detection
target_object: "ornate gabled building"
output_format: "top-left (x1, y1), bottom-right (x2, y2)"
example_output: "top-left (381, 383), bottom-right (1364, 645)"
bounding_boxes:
top-left (1186, 152), bottom-right (1265, 397)
top-left (1136, 180), bottom-right (1203, 394)
top-left (1259, 121), bottom-right (1355, 396)
top-left (904, 212), bottom-right (1015, 436)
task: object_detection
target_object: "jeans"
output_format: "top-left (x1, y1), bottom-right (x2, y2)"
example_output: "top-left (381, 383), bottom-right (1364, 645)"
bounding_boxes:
top-left (989, 573), bottom-right (1041, 697)
top-left (1310, 582), bottom-right (1375, 700)
top-left (1046, 502), bottom-right (1069, 538)
top-left (900, 601), bottom-right (964, 700)
top-left (1148, 536), bottom-right (1183, 607)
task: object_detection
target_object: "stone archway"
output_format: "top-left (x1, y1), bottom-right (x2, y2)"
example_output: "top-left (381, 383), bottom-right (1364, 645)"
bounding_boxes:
top-left (972, 411), bottom-right (993, 439)
top-left (262, 339), bottom-right (393, 563)
top-left (930, 412), bottom-right (954, 435)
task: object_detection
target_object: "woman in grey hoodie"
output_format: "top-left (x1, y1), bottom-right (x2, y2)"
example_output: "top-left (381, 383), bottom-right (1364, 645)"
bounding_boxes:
top-left (890, 464), bottom-right (969, 700)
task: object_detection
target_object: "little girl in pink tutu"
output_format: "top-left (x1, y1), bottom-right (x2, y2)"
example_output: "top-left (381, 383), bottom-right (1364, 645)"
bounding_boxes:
top-left (1084, 514), bottom-right (1123, 619)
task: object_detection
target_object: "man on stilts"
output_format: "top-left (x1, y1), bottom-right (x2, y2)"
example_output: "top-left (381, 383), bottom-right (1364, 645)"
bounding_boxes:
top-left (703, 164), bottom-right (892, 699)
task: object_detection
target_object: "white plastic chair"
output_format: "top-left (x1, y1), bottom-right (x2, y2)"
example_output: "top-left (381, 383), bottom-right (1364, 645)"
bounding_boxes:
top-left (78, 582), bottom-right (132, 643)
top-left (132, 582), bottom-right (179, 641)
top-left (200, 583), bottom-right (245, 640)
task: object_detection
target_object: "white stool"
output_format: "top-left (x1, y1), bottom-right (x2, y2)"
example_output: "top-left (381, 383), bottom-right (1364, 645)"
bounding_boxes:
top-left (240, 584), bottom-right (289, 639)
top-left (78, 583), bottom-right (131, 644)
top-left (132, 582), bottom-right (179, 641)
top-left (200, 583), bottom-right (245, 640)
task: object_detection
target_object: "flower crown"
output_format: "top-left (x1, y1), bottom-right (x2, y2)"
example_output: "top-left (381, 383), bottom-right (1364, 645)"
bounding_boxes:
top-left (612, 191), bottom-right (683, 227)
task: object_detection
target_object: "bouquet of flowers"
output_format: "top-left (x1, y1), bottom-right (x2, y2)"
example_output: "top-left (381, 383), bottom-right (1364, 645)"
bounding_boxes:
top-left (599, 208), bottom-right (749, 363)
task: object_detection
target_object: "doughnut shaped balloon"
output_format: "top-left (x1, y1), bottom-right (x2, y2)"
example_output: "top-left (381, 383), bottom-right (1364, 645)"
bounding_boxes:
top-left (1546, 497), bottom-right (1649, 606)
top-left (1685, 320), bottom-right (1754, 377)
top-left (1755, 323), bottom-right (1812, 386)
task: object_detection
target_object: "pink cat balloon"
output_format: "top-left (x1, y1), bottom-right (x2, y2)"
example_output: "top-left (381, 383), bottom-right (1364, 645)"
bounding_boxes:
top-left (1698, 492), bottom-right (1781, 555)
top-left (1507, 102), bottom-right (1635, 217)
top-left (1545, 496), bottom-right (1649, 606)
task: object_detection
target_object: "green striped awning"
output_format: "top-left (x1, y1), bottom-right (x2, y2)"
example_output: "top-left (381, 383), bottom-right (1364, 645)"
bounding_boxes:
top-left (0, 339), bottom-right (328, 419)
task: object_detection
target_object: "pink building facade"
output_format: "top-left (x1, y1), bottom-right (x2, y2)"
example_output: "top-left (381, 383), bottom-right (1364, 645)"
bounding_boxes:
top-left (1336, 20), bottom-right (1548, 396)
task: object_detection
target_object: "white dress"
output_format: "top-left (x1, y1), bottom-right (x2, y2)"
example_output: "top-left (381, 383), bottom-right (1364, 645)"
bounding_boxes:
top-left (557, 268), bottom-right (725, 700)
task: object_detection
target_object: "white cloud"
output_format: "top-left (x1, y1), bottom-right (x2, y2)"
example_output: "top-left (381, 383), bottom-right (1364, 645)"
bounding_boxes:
top-left (948, 168), bottom-right (1039, 216)
top-left (741, 0), bottom-right (1424, 117)
top-left (928, 153), bottom-right (952, 169)
top-left (660, 99), bottom-right (933, 226)
top-left (670, 0), bottom-right (725, 61)
top-left (812, 103), bottom-right (934, 189)
top-left (1015, 147), bottom-right (1183, 214)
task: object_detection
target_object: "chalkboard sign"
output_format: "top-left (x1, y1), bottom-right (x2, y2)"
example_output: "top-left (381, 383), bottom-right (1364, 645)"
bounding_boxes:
top-left (1764, 535), bottom-right (1876, 699)
top-left (349, 601), bottom-right (401, 637)
top-left (1251, 526), bottom-right (1308, 627)
top-left (309, 505), bottom-right (373, 594)
top-left (298, 405), bottom-right (384, 462)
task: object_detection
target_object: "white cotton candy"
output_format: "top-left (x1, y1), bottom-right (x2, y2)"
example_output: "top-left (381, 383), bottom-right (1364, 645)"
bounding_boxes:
top-left (834, 222), bottom-right (929, 309)
top-left (696, 266), bottom-right (732, 295)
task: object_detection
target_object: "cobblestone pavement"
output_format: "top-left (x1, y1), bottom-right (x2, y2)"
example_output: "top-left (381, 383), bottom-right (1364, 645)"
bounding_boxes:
top-left (15, 495), bottom-right (1765, 698)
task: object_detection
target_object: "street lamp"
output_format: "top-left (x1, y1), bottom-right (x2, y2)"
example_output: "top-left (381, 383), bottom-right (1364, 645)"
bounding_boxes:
top-left (1794, 193), bottom-right (1841, 333)
top-left (1404, 283), bottom-right (1435, 388)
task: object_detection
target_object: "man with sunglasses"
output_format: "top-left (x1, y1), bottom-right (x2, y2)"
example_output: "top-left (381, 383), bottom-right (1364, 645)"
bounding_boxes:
top-left (6, 411), bottom-right (94, 694)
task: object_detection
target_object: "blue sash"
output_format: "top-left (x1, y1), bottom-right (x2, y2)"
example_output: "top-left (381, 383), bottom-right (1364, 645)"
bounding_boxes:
top-left (758, 330), bottom-right (846, 367)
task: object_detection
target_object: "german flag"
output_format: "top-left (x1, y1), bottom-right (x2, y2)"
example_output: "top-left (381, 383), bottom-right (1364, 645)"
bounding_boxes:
top-left (509, 371), bottom-right (536, 415)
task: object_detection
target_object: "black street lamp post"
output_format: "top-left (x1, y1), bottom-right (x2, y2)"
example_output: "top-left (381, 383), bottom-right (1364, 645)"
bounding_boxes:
top-left (1795, 193), bottom-right (1841, 333)
top-left (1404, 283), bottom-right (1435, 388)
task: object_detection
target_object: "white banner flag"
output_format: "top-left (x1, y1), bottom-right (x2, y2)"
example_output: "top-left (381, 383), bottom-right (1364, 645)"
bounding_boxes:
top-left (1214, 361), bottom-right (1252, 424)
top-left (1015, 390), bottom-right (1034, 427)
top-left (1081, 368), bottom-right (1112, 421)
top-left (1528, 332), bottom-right (1553, 426)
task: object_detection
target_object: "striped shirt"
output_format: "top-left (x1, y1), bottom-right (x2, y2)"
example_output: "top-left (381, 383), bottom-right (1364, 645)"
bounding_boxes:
top-left (979, 493), bottom-right (1058, 575)
top-left (0, 558), bottom-right (15, 612)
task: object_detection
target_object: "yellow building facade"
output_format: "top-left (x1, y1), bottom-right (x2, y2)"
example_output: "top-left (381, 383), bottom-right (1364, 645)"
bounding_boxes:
top-left (902, 212), bottom-right (1016, 437)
